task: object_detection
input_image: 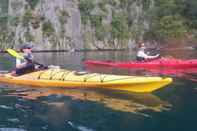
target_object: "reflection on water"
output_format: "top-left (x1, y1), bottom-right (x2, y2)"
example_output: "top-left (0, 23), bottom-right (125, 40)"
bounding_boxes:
top-left (6, 86), bottom-right (170, 117)
top-left (0, 49), bottom-right (196, 131)
top-left (0, 85), bottom-right (172, 131)
top-left (0, 128), bottom-right (26, 131)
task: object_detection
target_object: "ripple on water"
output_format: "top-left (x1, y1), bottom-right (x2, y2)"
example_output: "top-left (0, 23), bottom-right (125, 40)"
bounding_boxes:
top-left (67, 121), bottom-right (95, 131)
top-left (0, 128), bottom-right (26, 131)
top-left (7, 118), bottom-right (20, 123)
top-left (0, 105), bottom-right (13, 110)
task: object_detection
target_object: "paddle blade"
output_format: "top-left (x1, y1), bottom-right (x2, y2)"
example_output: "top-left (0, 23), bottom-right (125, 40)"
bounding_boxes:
top-left (6, 49), bottom-right (24, 59)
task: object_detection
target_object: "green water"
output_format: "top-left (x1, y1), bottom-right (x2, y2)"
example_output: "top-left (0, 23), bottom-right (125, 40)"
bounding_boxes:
top-left (0, 50), bottom-right (197, 131)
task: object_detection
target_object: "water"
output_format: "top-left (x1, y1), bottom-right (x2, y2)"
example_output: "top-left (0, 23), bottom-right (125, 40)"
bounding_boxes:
top-left (0, 49), bottom-right (197, 131)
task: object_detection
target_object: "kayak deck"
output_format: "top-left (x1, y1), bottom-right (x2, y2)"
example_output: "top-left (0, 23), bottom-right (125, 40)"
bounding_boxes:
top-left (0, 69), bottom-right (172, 93)
top-left (85, 58), bottom-right (197, 68)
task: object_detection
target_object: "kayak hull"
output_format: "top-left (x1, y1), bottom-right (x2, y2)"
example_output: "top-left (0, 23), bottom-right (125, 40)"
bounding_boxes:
top-left (0, 69), bottom-right (172, 93)
top-left (85, 58), bottom-right (197, 69)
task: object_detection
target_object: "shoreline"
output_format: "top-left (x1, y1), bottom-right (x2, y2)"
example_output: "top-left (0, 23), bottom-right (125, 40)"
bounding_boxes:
top-left (0, 46), bottom-right (196, 53)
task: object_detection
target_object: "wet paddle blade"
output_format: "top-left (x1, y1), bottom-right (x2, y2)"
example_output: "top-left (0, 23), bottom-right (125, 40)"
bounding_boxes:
top-left (6, 49), bottom-right (24, 59)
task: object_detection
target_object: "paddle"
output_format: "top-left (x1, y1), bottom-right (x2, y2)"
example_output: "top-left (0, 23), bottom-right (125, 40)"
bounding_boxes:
top-left (6, 48), bottom-right (48, 69)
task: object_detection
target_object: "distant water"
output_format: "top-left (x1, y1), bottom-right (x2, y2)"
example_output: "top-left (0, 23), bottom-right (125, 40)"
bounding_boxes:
top-left (0, 49), bottom-right (197, 131)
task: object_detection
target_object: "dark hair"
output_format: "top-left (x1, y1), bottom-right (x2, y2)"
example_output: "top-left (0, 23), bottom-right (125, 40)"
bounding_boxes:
top-left (138, 42), bottom-right (145, 48)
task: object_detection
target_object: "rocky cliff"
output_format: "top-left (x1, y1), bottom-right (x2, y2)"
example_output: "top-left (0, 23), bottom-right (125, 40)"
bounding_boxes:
top-left (0, 0), bottom-right (195, 50)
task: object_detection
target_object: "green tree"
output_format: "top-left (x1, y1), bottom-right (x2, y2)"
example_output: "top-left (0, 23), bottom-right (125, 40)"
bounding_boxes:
top-left (22, 9), bottom-right (33, 27)
top-left (182, 0), bottom-right (197, 29)
top-left (155, 15), bottom-right (187, 39)
top-left (90, 15), bottom-right (102, 28)
top-left (147, 0), bottom-right (188, 40)
top-left (42, 21), bottom-right (55, 37)
top-left (155, 0), bottom-right (179, 17)
top-left (26, 0), bottom-right (40, 9)
top-left (79, 0), bottom-right (95, 24)
top-left (111, 12), bottom-right (129, 40)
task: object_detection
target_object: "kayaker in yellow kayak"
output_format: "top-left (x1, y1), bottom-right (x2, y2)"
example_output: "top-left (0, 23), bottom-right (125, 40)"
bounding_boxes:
top-left (11, 43), bottom-right (35, 76)
top-left (136, 42), bottom-right (160, 61)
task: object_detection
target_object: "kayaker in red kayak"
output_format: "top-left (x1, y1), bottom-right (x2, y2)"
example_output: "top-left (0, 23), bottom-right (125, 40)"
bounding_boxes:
top-left (11, 43), bottom-right (35, 76)
top-left (136, 42), bottom-right (160, 61)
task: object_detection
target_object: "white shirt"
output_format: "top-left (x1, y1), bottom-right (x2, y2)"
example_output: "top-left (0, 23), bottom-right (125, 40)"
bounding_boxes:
top-left (137, 50), bottom-right (159, 59)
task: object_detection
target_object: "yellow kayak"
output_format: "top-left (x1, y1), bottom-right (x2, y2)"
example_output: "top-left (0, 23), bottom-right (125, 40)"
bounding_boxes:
top-left (0, 69), bottom-right (172, 93)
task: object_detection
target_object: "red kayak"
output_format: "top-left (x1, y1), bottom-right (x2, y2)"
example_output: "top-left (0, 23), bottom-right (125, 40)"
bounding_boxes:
top-left (84, 58), bottom-right (197, 69)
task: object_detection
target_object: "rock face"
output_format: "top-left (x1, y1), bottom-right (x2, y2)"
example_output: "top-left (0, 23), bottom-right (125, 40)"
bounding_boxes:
top-left (0, 0), bottom-right (155, 50)
top-left (7, 0), bottom-right (83, 50)
top-left (36, 0), bottom-right (83, 50)
top-left (8, 0), bottom-right (25, 16)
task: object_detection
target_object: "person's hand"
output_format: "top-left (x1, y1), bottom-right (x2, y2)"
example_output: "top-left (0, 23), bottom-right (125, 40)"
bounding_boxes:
top-left (16, 63), bottom-right (26, 68)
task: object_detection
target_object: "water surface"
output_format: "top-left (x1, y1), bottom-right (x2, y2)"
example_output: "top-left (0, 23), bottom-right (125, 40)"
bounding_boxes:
top-left (0, 49), bottom-right (197, 131)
